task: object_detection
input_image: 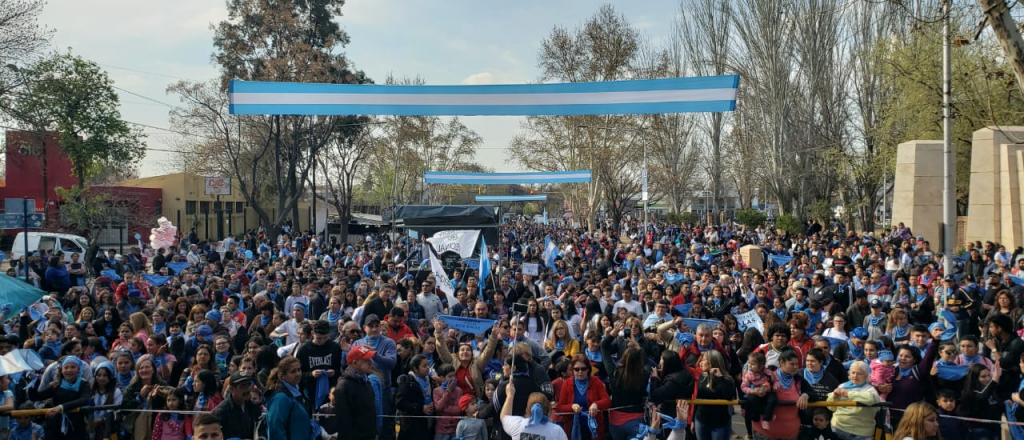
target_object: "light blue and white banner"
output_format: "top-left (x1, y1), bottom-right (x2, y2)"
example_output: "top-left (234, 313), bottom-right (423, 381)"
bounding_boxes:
top-left (475, 194), bottom-right (549, 202)
top-left (228, 76), bottom-right (740, 116)
top-left (426, 170), bottom-right (591, 184)
top-left (438, 314), bottom-right (496, 335)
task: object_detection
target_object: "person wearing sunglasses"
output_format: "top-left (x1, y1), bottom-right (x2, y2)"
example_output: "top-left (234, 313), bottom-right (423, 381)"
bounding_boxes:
top-left (553, 354), bottom-right (610, 440)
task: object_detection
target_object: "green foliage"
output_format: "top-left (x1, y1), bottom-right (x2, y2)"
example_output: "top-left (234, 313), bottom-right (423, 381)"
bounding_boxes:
top-left (523, 203), bottom-right (539, 217)
top-left (805, 200), bottom-right (834, 223)
top-left (666, 211), bottom-right (695, 225)
top-left (14, 51), bottom-right (145, 187)
top-left (734, 208), bottom-right (767, 228)
top-left (775, 214), bottom-right (803, 236)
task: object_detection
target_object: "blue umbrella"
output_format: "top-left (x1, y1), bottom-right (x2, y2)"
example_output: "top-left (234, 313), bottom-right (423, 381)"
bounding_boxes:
top-left (0, 274), bottom-right (45, 320)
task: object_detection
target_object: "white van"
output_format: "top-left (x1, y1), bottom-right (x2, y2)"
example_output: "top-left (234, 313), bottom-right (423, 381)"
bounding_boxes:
top-left (10, 232), bottom-right (90, 262)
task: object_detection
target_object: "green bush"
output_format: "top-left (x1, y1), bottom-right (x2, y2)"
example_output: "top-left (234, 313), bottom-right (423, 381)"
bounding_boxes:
top-left (776, 214), bottom-right (803, 236)
top-left (734, 208), bottom-right (767, 229)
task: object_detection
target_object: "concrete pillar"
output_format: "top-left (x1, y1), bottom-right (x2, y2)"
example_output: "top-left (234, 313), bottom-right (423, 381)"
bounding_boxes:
top-left (892, 140), bottom-right (944, 244)
top-left (966, 127), bottom-right (1024, 246)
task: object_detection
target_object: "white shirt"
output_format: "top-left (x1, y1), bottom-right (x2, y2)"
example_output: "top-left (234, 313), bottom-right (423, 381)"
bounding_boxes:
top-left (273, 319), bottom-right (304, 345)
top-left (417, 292), bottom-right (444, 321)
top-left (613, 299), bottom-right (643, 316)
top-left (501, 416), bottom-right (568, 440)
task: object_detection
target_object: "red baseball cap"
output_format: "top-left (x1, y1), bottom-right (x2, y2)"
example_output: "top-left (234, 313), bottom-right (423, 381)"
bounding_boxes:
top-left (347, 345), bottom-right (377, 364)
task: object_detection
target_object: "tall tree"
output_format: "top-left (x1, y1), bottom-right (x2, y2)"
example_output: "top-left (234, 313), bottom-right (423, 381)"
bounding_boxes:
top-left (730, 0), bottom-right (798, 215)
top-left (11, 52), bottom-right (146, 189)
top-left (318, 117), bottom-right (373, 243)
top-left (508, 5), bottom-right (642, 231)
top-left (170, 0), bottom-right (365, 237)
top-left (676, 0), bottom-right (731, 217)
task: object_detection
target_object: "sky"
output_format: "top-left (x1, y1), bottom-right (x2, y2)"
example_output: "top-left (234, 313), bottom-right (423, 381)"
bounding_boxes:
top-left (37, 0), bottom-right (679, 177)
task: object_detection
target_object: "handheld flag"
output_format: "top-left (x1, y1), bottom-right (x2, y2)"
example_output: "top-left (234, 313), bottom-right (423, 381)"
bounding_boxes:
top-left (479, 236), bottom-right (490, 301)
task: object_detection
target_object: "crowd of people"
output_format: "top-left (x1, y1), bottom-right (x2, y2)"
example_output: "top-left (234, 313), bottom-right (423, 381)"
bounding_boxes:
top-left (2, 218), bottom-right (1022, 440)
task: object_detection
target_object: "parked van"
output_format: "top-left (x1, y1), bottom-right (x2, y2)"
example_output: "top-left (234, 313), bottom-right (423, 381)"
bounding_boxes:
top-left (10, 232), bottom-right (90, 262)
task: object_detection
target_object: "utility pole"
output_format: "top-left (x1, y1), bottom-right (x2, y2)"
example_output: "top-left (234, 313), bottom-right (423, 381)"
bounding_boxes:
top-left (942, 0), bottom-right (955, 275)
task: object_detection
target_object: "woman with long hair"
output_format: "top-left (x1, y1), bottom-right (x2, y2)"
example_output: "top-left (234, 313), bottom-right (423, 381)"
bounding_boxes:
top-left (265, 356), bottom-right (311, 440)
top-left (648, 350), bottom-right (694, 437)
top-left (524, 299), bottom-right (549, 344)
top-left (993, 290), bottom-right (1024, 330)
top-left (129, 312), bottom-right (153, 343)
top-left (891, 402), bottom-right (939, 440)
top-left (544, 320), bottom-right (581, 358)
top-left (692, 349), bottom-right (735, 440)
top-left (185, 305), bottom-right (208, 337)
top-left (885, 309), bottom-right (913, 346)
top-left (191, 369), bottom-right (223, 412)
top-left (122, 357), bottom-right (167, 440)
top-left (94, 307), bottom-right (123, 347)
top-left (554, 354), bottom-right (612, 440)
top-left (961, 363), bottom-right (1002, 440)
top-left (91, 362), bottom-right (123, 438)
top-left (603, 347), bottom-right (649, 440)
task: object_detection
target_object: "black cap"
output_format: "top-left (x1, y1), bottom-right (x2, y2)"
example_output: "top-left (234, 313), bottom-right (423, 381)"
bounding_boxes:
top-left (229, 371), bottom-right (253, 385)
top-left (870, 299), bottom-right (883, 308)
top-left (364, 314), bottom-right (381, 325)
top-left (989, 270), bottom-right (1001, 277)
top-left (944, 275), bottom-right (956, 282)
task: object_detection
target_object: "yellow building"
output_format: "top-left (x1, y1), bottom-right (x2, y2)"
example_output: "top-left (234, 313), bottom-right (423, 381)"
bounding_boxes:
top-left (118, 173), bottom-right (311, 242)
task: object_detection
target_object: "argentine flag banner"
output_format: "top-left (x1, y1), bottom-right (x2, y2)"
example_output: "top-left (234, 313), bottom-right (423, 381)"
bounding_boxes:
top-left (228, 75), bottom-right (740, 116)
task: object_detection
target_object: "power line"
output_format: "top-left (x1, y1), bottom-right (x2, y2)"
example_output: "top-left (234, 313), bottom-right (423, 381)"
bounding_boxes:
top-left (111, 85), bottom-right (175, 108)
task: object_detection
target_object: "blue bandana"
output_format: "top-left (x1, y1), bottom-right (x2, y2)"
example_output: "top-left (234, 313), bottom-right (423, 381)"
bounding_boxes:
top-left (59, 356), bottom-right (84, 392)
top-left (776, 369), bottom-right (794, 390)
top-left (414, 374), bottom-right (432, 405)
top-left (527, 402), bottom-right (550, 426)
top-left (585, 348), bottom-right (602, 363)
top-left (803, 367), bottom-right (824, 385)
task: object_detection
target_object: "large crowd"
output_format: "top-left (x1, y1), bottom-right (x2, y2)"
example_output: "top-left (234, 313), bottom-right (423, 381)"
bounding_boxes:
top-left (2, 217), bottom-right (1022, 440)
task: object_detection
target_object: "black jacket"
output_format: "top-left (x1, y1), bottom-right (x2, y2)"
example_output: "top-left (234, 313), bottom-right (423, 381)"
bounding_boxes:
top-left (211, 396), bottom-right (261, 440)
top-left (395, 372), bottom-right (433, 440)
top-left (648, 369), bottom-right (695, 417)
top-left (334, 369), bottom-right (378, 440)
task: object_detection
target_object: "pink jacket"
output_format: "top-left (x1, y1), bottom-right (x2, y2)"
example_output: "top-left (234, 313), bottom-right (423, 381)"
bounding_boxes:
top-left (432, 383), bottom-right (463, 434)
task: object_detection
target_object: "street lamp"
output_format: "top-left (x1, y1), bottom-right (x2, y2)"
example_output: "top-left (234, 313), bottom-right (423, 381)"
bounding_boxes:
top-left (577, 124), bottom-right (648, 236)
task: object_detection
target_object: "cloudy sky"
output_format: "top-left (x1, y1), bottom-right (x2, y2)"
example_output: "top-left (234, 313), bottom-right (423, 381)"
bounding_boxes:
top-left (38, 0), bottom-right (678, 177)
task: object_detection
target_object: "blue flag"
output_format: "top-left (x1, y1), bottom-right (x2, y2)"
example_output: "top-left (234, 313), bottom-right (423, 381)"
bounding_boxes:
top-left (672, 303), bottom-right (692, 317)
top-left (544, 236), bottom-right (558, 269)
top-left (142, 274), bottom-right (172, 287)
top-left (166, 262), bottom-right (190, 275)
top-left (938, 309), bottom-right (958, 341)
top-left (0, 275), bottom-right (45, 323)
top-left (438, 315), bottom-right (496, 335)
top-left (664, 272), bottom-right (684, 285)
top-left (823, 336), bottom-right (846, 352)
top-left (479, 236), bottom-right (490, 301)
top-left (100, 270), bottom-right (122, 282)
top-left (682, 318), bottom-right (719, 332)
top-left (768, 254), bottom-right (793, 267)
top-left (1009, 275), bottom-right (1024, 287)
top-left (935, 363), bottom-right (969, 380)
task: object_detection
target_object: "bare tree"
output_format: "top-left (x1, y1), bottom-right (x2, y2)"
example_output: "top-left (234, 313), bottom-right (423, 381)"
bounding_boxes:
top-left (730, 0), bottom-right (798, 215)
top-left (0, 0), bottom-right (51, 63)
top-left (509, 5), bottom-right (642, 231)
top-left (319, 121), bottom-right (374, 243)
top-left (676, 0), bottom-right (731, 216)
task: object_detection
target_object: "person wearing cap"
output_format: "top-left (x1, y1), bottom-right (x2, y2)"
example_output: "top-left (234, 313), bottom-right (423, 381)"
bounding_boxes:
top-left (211, 371), bottom-right (260, 440)
top-left (204, 309), bottom-right (230, 340)
top-left (335, 341), bottom-right (379, 440)
top-left (864, 299), bottom-right (888, 340)
top-left (833, 327), bottom-right (869, 370)
top-left (351, 314), bottom-right (398, 388)
top-left (270, 301), bottom-right (309, 346)
top-left (943, 276), bottom-right (975, 339)
top-left (295, 320), bottom-right (342, 406)
top-left (982, 269), bottom-right (1009, 317)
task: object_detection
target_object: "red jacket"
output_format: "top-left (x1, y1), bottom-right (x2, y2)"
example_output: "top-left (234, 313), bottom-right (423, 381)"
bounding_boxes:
top-left (555, 377), bottom-right (612, 440)
top-left (386, 322), bottom-right (415, 342)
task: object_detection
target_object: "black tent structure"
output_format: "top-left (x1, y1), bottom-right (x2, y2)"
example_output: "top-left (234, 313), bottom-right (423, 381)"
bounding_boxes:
top-left (392, 205), bottom-right (499, 244)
